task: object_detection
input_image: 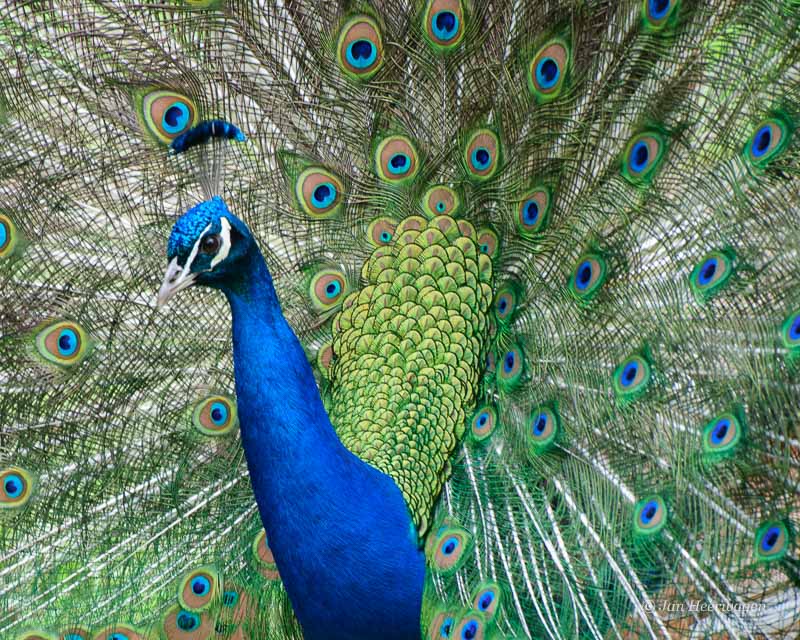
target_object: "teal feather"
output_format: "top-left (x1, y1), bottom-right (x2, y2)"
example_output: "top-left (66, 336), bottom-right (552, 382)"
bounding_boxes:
top-left (1, 0), bottom-right (799, 638)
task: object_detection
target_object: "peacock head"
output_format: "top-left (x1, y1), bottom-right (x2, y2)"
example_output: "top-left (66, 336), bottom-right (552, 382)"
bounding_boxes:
top-left (157, 196), bottom-right (255, 306)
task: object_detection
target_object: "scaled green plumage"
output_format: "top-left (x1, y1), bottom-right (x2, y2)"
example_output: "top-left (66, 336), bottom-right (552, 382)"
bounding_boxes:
top-left (1, 0), bottom-right (800, 638)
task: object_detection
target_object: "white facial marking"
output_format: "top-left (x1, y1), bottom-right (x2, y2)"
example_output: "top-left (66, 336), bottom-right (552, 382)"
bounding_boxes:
top-left (182, 223), bottom-right (212, 279)
top-left (211, 217), bottom-right (232, 268)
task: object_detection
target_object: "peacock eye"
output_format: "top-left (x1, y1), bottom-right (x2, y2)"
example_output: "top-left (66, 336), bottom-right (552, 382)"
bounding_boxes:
top-left (201, 234), bottom-right (221, 254)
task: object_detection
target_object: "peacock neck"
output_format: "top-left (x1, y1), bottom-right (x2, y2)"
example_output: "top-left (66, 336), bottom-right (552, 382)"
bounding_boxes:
top-left (221, 248), bottom-right (425, 640)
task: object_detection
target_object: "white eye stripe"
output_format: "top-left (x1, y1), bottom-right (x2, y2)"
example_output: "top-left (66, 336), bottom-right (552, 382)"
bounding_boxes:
top-left (182, 223), bottom-right (212, 279)
top-left (211, 217), bottom-right (232, 268)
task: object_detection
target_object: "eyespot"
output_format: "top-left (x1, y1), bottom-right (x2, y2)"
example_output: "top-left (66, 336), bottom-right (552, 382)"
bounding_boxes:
top-left (92, 625), bottom-right (146, 640)
top-left (781, 309), bottom-right (800, 350)
top-left (621, 131), bottom-right (667, 184)
top-left (423, 0), bottom-right (465, 50)
top-left (689, 250), bottom-right (734, 302)
top-left (702, 411), bottom-right (744, 458)
top-left (470, 404), bottom-right (497, 441)
top-left (16, 632), bottom-right (58, 640)
top-left (755, 521), bottom-right (790, 562)
top-left (161, 604), bottom-right (214, 640)
top-left (375, 136), bottom-right (419, 184)
top-left (1, 467), bottom-right (33, 509)
top-left (494, 285), bottom-right (518, 323)
top-left (428, 610), bottom-right (457, 639)
top-left (34, 321), bottom-right (91, 368)
top-left (60, 627), bottom-right (91, 640)
top-left (497, 344), bottom-right (524, 390)
top-left (0, 213), bottom-right (19, 258)
top-left (337, 16), bottom-right (383, 80)
top-left (634, 495), bottom-right (667, 536)
top-left (745, 117), bottom-right (792, 168)
top-left (178, 566), bottom-right (220, 611)
top-left (423, 185), bottom-right (460, 217)
top-left (528, 40), bottom-right (570, 103)
top-left (516, 187), bottom-right (551, 235)
top-left (471, 582), bottom-right (502, 621)
top-left (295, 167), bottom-right (345, 219)
top-left (316, 342), bottom-right (335, 379)
top-left (253, 529), bottom-right (280, 580)
top-left (452, 614), bottom-right (486, 640)
top-left (430, 526), bottom-right (472, 574)
top-left (138, 89), bottom-right (198, 144)
top-left (309, 269), bottom-right (348, 312)
top-left (528, 405), bottom-right (560, 453)
top-left (367, 217), bottom-right (397, 248)
top-left (612, 354), bottom-right (651, 402)
top-left (476, 228), bottom-right (499, 259)
top-left (569, 254), bottom-right (607, 301)
top-left (192, 395), bottom-right (238, 436)
top-left (642, 0), bottom-right (678, 29)
top-left (464, 129), bottom-right (501, 181)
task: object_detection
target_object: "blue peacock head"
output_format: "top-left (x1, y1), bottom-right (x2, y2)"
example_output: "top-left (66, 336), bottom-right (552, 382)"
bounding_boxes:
top-left (158, 196), bottom-right (255, 306)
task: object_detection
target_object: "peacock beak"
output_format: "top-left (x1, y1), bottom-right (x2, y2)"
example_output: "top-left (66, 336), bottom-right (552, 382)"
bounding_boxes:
top-left (157, 257), bottom-right (198, 307)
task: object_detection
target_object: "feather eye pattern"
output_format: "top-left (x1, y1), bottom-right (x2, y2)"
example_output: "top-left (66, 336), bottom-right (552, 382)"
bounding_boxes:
top-left (336, 15), bottom-right (384, 80)
top-left (515, 187), bottom-right (551, 236)
top-left (422, 0), bottom-right (465, 51)
top-left (423, 185), bottom-right (461, 217)
top-left (3, 1), bottom-right (800, 638)
top-left (32, 321), bottom-right (91, 368)
top-left (527, 38), bottom-right (571, 103)
top-left (0, 467), bottom-right (34, 509)
top-left (177, 566), bottom-right (221, 612)
top-left (192, 395), bottom-right (238, 436)
top-left (135, 89), bottom-right (198, 145)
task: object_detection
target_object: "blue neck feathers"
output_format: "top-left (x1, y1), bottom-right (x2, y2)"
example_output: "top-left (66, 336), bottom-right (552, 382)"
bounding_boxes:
top-left (221, 247), bottom-right (425, 640)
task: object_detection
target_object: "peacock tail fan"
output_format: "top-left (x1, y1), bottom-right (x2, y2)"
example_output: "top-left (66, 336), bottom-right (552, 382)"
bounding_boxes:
top-left (0, 0), bottom-right (799, 638)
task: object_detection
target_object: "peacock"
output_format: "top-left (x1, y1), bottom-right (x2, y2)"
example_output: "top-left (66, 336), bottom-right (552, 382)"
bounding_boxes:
top-left (1, 0), bottom-right (800, 638)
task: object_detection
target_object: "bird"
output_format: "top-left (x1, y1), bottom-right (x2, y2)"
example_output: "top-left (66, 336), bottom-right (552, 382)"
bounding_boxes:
top-left (0, 0), bottom-right (799, 639)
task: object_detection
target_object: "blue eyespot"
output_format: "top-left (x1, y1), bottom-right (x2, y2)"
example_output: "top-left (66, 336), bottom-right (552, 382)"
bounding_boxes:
top-left (3, 474), bottom-right (23, 498)
top-left (471, 147), bottom-right (491, 170)
top-left (191, 575), bottom-right (211, 596)
top-left (504, 351), bottom-right (515, 373)
top-left (436, 201), bottom-right (446, 212)
top-left (162, 101), bottom-right (191, 135)
top-left (461, 621), bottom-right (479, 640)
top-left (324, 280), bottom-right (342, 298)
top-left (532, 413), bottom-right (547, 436)
top-left (751, 125), bottom-right (772, 158)
top-left (57, 328), bottom-right (79, 357)
top-left (440, 617), bottom-right (454, 638)
top-left (791, 316), bottom-right (800, 341)
top-left (312, 183), bottom-right (337, 209)
top-left (648, 0), bottom-right (671, 19)
top-left (522, 200), bottom-right (539, 225)
top-left (388, 153), bottom-right (411, 174)
top-left (630, 141), bottom-right (649, 172)
top-left (442, 536), bottom-right (459, 555)
top-left (432, 11), bottom-right (459, 41)
top-left (222, 589), bottom-right (239, 607)
top-left (711, 418), bottom-right (730, 445)
top-left (64, 635), bottom-right (84, 640)
top-left (478, 591), bottom-right (494, 610)
top-left (380, 231), bottom-right (392, 242)
top-left (477, 412), bottom-right (488, 427)
top-left (621, 361), bottom-right (639, 388)
top-left (0, 222), bottom-right (6, 248)
top-left (177, 610), bottom-right (200, 631)
top-left (109, 635), bottom-right (130, 640)
top-left (346, 39), bottom-right (377, 69)
top-left (536, 57), bottom-right (560, 89)
top-left (575, 260), bottom-right (592, 291)
top-left (640, 500), bottom-right (659, 525)
top-left (697, 257), bottom-right (718, 285)
top-left (209, 401), bottom-right (228, 426)
top-left (761, 526), bottom-right (782, 551)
